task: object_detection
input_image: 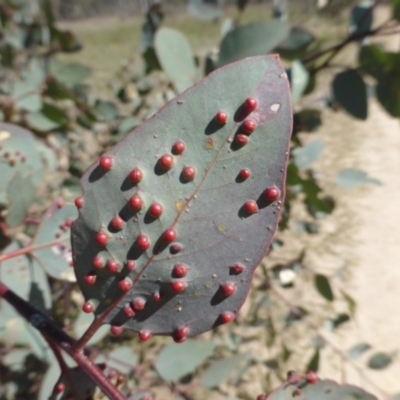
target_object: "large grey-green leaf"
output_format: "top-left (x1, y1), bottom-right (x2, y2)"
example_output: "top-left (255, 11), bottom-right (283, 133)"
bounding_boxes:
top-left (71, 55), bottom-right (292, 338)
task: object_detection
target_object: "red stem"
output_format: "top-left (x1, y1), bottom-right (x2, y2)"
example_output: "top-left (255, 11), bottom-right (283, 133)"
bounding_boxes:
top-left (43, 334), bottom-right (84, 400)
top-left (0, 238), bottom-right (69, 262)
top-left (0, 281), bottom-right (126, 400)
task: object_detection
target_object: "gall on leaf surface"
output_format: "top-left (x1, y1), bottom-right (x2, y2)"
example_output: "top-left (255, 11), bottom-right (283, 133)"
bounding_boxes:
top-left (71, 55), bottom-right (292, 338)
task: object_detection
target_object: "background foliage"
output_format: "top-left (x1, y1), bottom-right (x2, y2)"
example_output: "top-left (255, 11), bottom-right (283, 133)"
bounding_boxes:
top-left (0, 0), bottom-right (399, 399)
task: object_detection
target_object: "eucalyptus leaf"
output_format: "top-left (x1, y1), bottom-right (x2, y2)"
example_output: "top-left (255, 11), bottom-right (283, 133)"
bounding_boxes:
top-left (200, 353), bottom-right (247, 388)
top-left (30, 201), bottom-right (78, 281)
top-left (154, 28), bottom-right (198, 93)
top-left (293, 139), bottom-right (324, 169)
top-left (50, 59), bottom-right (91, 86)
top-left (347, 343), bottom-right (371, 360)
top-left (314, 274), bottom-right (334, 301)
top-left (332, 69), bottom-right (367, 120)
top-left (289, 60), bottom-right (309, 103)
top-left (367, 352), bottom-right (394, 370)
top-left (349, 3), bottom-right (373, 36)
top-left (155, 340), bottom-right (215, 381)
top-left (5, 172), bottom-right (36, 227)
top-left (218, 21), bottom-right (289, 67)
top-left (335, 168), bottom-right (381, 188)
top-left (306, 348), bottom-right (320, 372)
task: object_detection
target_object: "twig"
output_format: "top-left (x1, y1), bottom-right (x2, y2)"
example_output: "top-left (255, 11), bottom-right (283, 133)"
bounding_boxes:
top-left (43, 334), bottom-right (84, 400)
top-left (302, 1), bottom-right (396, 74)
top-left (0, 238), bottom-right (69, 262)
top-left (0, 281), bottom-right (127, 400)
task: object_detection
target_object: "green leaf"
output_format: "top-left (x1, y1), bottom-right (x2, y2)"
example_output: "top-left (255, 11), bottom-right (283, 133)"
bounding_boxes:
top-left (359, 45), bottom-right (388, 81)
top-left (200, 353), bottom-right (247, 388)
top-left (140, 4), bottom-right (163, 52)
top-left (293, 139), bottom-right (324, 169)
top-left (30, 201), bottom-right (78, 281)
top-left (5, 172), bottom-right (36, 227)
top-left (342, 290), bottom-right (357, 318)
top-left (289, 60), bottom-right (309, 103)
top-left (221, 18), bottom-right (237, 38)
top-left (314, 274), bottom-right (334, 301)
top-left (50, 59), bottom-right (91, 86)
top-left (376, 71), bottom-right (400, 117)
top-left (393, 0), bottom-right (400, 21)
top-left (306, 348), bottom-right (320, 372)
top-left (0, 242), bottom-right (51, 360)
top-left (347, 342), bottom-right (371, 360)
top-left (118, 117), bottom-right (139, 135)
top-left (187, 0), bottom-right (223, 20)
top-left (349, 3), bottom-right (373, 36)
top-left (26, 103), bottom-right (67, 132)
top-left (95, 100), bottom-right (118, 122)
top-left (36, 140), bottom-right (58, 171)
top-left (0, 123), bottom-right (44, 205)
top-left (0, 241), bottom-right (51, 311)
top-left (218, 21), bottom-right (289, 67)
top-left (156, 340), bottom-right (215, 381)
top-left (335, 168), bottom-right (381, 188)
top-left (276, 26), bottom-right (315, 60)
top-left (327, 313), bottom-right (350, 331)
top-left (367, 352), bottom-right (394, 370)
top-left (42, 0), bottom-right (55, 26)
top-left (16, 93), bottom-right (42, 112)
top-left (154, 28), bottom-right (198, 93)
top-left (332, 69), bottom-right (367, 120)
top-left (293, 109), bottom-right (322, 134)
